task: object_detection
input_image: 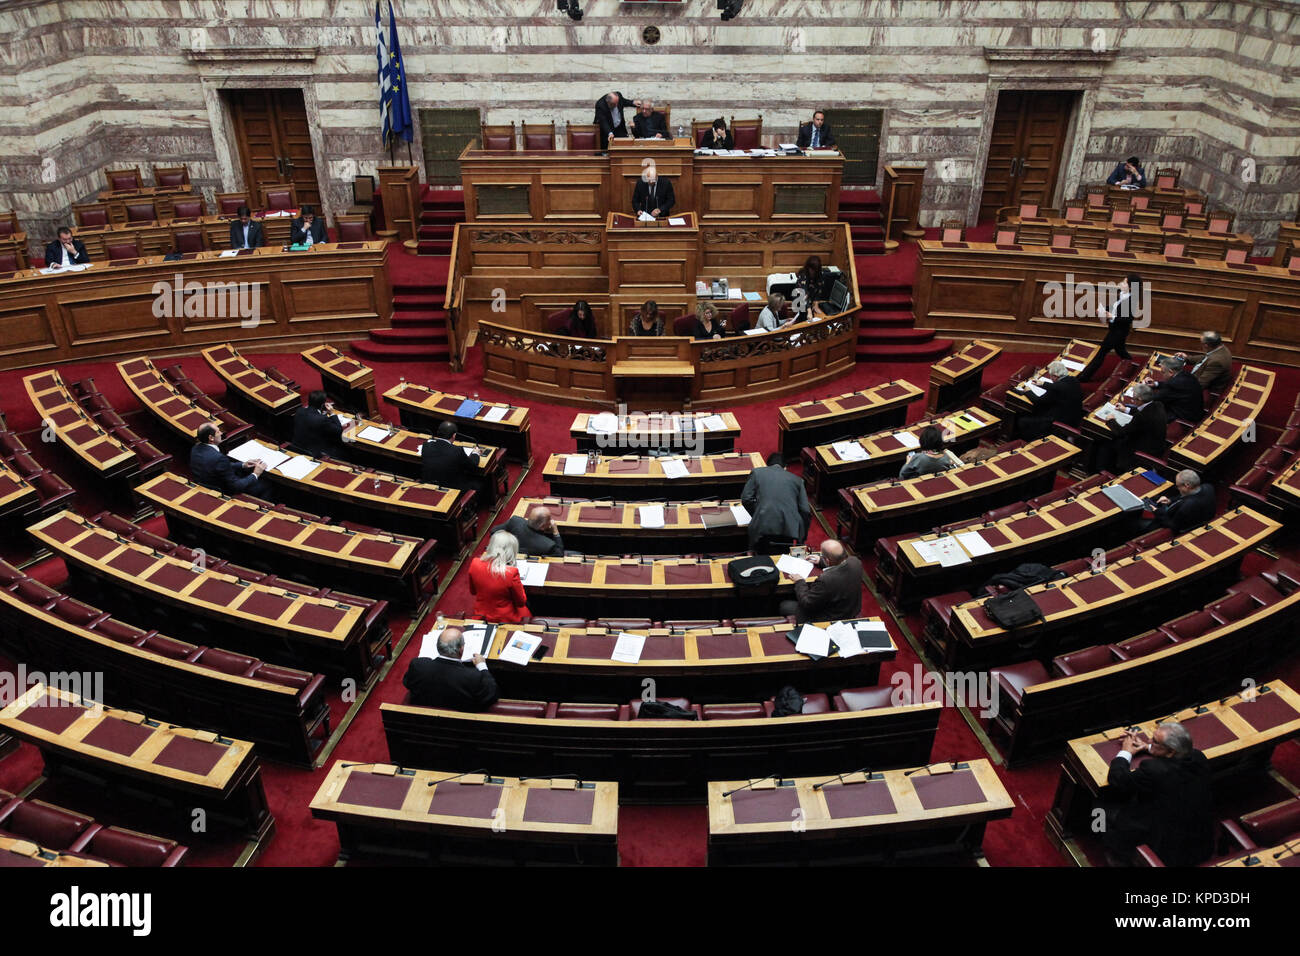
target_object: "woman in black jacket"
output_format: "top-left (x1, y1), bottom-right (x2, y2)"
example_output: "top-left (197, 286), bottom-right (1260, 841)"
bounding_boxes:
top-left (566, 300), bottom-right (598, 338)
top-left (700, 117), bottom-right (733, 150)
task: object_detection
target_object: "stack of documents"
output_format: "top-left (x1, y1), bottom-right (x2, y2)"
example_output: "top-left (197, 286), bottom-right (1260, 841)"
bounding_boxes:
top-left (775, 554), bottom-right (815, 578)
top-left (588, 412), bottom-right (619, 434)
top-left (1060, 359), bottom-right (1086, 372)
top-left (230, 440), bottom-right (291, 473)
top-left (638, 504), bottom-right (665, 528)
top-left (517, 561), bottom-right (550, 587)
top-left (563, 455), bottom-right (588, 475)
top-left (893, 431), bottom-right (921, 449)
top-left (611, 632), bottom-right (646, 664)
top-left (1096, 402), bottom-right (1133, 426)
top-left (660, 458), bottom-right (690, 479)
top-left (482, 406), bottom-right (509, 422)
top-left (831, 440), bottom-right (869, 462)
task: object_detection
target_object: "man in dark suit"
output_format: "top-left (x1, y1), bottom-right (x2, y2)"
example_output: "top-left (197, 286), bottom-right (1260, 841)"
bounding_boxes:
top-left (1100, 720), bottom-right (1214, 866)
top-left (1016, 360), bottom-right (1084, 440)
top-left (779, 539), bottom-right (863, 624)
top-left (402, 626), bottom-right (498, 711)
top-left (632, 101), bottom-right (668, 139)
top-left (741, 452), bottom-right (811, 551)
top-left (1096, 383), bottom-right (1167, 473)
top-left (420, 421), bottom-right (483, 499)
top-left (1080, 273), bottom-right (1143, 381)
top-left (593, 91), bottom-right (642, 151)
top-left (290, 204), bottom-right (327, 246)
top-left (228, 206), bottom-right (264, 250)
top-left (1105, 155), bottom-right (1146, 188)
top-left (1140, 469), bottom-right (1216, 534)
top-left (190, 423), bottom-right (274, 499)
top-left (1177, 331), bottom-right (1233, 392)
top-left (492, 504), bottom-right (564, 557)
top-left (632, 166), bottom-right (675, 219)
top-left (44, 227), bottom-right (90, 267)
top-left (795, 110), bottom-right (836, 149)
top-left (290, 390), bottom-right (344, 458)
top-left (1147, 354), bottom-right (1204, 421)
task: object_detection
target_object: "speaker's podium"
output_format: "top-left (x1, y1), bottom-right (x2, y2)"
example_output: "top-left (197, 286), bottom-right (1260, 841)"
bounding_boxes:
top-left (611, 336), bottom-right (695, 409)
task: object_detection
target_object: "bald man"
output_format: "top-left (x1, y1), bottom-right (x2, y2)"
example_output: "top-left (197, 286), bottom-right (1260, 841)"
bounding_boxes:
top-left (402, 626), bottom-right (499, 712)
top-left (492, 504), bottom-right (565, 557)
top-left (779, 539), bottom-right (863, 624)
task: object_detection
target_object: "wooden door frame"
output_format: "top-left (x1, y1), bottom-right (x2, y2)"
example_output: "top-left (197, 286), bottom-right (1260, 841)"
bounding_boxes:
top-left (966, 49), bottom-right (1117, 225)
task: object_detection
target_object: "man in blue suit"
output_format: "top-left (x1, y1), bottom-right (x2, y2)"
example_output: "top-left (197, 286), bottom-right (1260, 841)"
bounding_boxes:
top-left (190, 423), bottom-right (274, 499)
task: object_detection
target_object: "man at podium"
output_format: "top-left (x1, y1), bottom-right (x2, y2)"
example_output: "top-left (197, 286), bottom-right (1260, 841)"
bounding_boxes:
top-left (633, 101), bottom-right (668, 139)
top-left (632, 166), bottom-right (675, 219)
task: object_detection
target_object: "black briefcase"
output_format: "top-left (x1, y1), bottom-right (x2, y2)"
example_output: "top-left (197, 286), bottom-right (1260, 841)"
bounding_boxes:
top-left (983, 588), bottom-right (1044, 629)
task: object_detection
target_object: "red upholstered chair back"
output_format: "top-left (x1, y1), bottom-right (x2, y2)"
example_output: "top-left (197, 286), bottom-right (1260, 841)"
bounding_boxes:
top-left (1161, 212), bottom-right (1184, 230)
top-left (1130, 194), bottom-right (1150, 209)
top-left (481, 124), bottom-right (516, 151)
top-left (941, 227), bottom-right (962, 242)
top-left (522, 122), bottom-right (555, 151)
top-left (672, 314), bottom-right (696, 337)
top-left (1225, 247), bottom-right (1247, 264)
top-left (154, 168), bottom-right (188, 187)
top-left (1185, 199), bottom-right (1204, 216)
top-left (1156, 169), bottom-right (1179, 189)
top-left (125, 201), bottom-right (156, 223)
top-left (263, 187), bottom-right (294, 211)
top-left (107, 240), bottom-right (139, 261)
top-left (1064, 203), bottom-right (1086, 222)
top-left (1018, 203), bottom-right (1038, 218)
top-left (566, 124), bottom-right (598, 150)
top-left (1110, 208), bottom-right (1131, 226)
top-left (0, 219), bottom-right (13, 237)
top-left (1051, 232), bottom-right (1072, 249)
top-left (173, 229), bottom-right (204, 253)
top-left (1086, 189), bottom-right (1106, 206)
top-left (545, 309), bottom-right (571, 334)
top-left (1208, 214), bottom-right (1232, 234)
top-left (995, 228), bottom-right (1017, 245)
top-left (1163, 241), bottom-right (1186, 257)
top-left (0, 253), bottom-right (17, 272)
top-left (172, 199), bottom-right (203, 218)
top-left (109, 170), bottom-right (142, 191)
top-left (79, 207), bottom-right (110, 228)
top-left (337, 220), bottom-right (367, 242)
top-left (1106, 236), bottom-right (1128, 253)
top-left (217, 193), bottom-right (249, 216)
top-left (729, 303), bottom-right (750, 326)
top-left (732, 119), bottom-right (761, 150)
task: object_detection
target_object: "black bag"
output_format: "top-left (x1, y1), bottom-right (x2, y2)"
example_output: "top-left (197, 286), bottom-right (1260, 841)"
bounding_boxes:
top-left (770, 685), bottom-right (805, 718)
top-left (727, 555), bottom-right (779, 589)
top-left (637, 700), bottom-right (698, 720)
top-left (981, 562), bottom-right (1065, 595)
top-left (983, 588), bottom-right (1045, 629)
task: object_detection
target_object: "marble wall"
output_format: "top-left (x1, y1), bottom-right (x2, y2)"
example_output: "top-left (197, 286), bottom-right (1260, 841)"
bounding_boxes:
top-left (1, 1), bottom-right (1296, 253)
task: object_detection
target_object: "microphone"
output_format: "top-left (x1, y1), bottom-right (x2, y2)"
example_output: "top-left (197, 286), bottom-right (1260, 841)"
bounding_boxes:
top-left (723, 774), bottom-right (780, 798)
top-left (812, 767), bottom-right (871, 790)
top-left (517, 773), bottom-right (589, 788)
top-left (1273, 838), bottom-right (1300, 860)
top-left (427, 767), bottom-right (489, 787)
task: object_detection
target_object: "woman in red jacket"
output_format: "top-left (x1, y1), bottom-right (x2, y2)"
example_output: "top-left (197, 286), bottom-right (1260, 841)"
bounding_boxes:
top-left (468, 530), bottom-right (531, 623)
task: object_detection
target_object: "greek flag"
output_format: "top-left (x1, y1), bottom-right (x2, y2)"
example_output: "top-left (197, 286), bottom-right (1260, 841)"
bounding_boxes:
top-left (387, 1), bottom-right (414, 143)
top-left (376, 2), bottom-right (392, 142)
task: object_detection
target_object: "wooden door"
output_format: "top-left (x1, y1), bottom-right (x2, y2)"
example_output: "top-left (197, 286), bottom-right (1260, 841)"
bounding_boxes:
top-left (228, 90), bottom-right (322, 209)
top-left (978, 91), bottom-right (1073, 221)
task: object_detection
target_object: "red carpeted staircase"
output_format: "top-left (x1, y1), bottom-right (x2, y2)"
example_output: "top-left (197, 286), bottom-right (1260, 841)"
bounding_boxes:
top-left (416, 186), bottom-right (465, 256)
top-left (842, 188), bottom-right (952, 362)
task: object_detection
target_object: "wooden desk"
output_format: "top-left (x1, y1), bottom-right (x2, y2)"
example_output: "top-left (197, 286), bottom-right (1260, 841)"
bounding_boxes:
top-left (1004, 214), bottom-right (1252, 258)
top-left (385, 383), bottom-right (532, 463)
top-left (117, 356), bottom-right (255, 448)
top-left (0, 835), bottom-right (110, 868)
top-left (1271, 222), bottom-right (1300, 266)
top-left (338, 416), bottom-right (508, 504)
top-left (707, 760), bottom-right (1013, 865)
top-left (509, 496), bottom-right (752, 554)
top-left (309, 761), bottom-right (619, 866)
top-left (1046, 681), bottom-right (1300, 846)
top-left (1215, 843), bottom-right (1300, 867)
top-left (1167, 366), bottom-right (1274, 474)
top-left (202, 342), bottom-right (299, 432)
top-left (541, 451), bottom-right (764, 500)
top-left (23, 370), bottom-right (139, 479)
top-left (301, 344), bottom-right (377, 416)
top-left (0, 460), bottom-right (39, 523)
top-left (609, 336), bottom-right (697, 408)
top-left (777, 380), bottom-right (924, 458)
top-left (0, 683), bottom-right (273, 840)
top-left (606, 210), bottom-right (700, 299)
top-left (69, 212), bottom-right (295, 260)
top-left (1000, 338), bottom-right (1100, 418)
top-left (570, 410), bottom-right (741, 454)
top-left (928, 339), bottom-right (1003, 414)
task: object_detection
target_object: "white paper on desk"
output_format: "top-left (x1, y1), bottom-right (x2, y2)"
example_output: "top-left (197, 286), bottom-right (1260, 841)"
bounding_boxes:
top-left (727, 288), bottom-right (742, 299)
top-left (955, 531), bottom-right (995, 557)
top-left (229, 439), bottom-right (275, 463)
top-left (893, 431), bottom-right (921, 450)
top-left (730, 503), bottom-right (751, 527)
top-left (418, 627), bottom-right (444, 658)
top-left (219, 249), bottom-right (240, 258)
top-left (637, 211), bottom-right (656, 222)
top-left (776, 554), bottom-right (815, 578)
top-left (1060, 359), bottom-right (1085, 372)
top-left (517, 560), bottom-right (549, 587)
top-left (482, 405), bottom-right (508, 423)
top-left (1097, 402), bottom-right (1132, 426)
top-left (668, 217), bottom-right (686, 226)
top-left (742, 327), bottom-right (764, 335)
top-left (276, 456), bottom-right (318, 480)
top-left (659, 458), bottom-right (690, 479)
top-left (779, 142), bottom-right (799, 150)
top-left (63, 262), bottom-right (91, 272)
top-left (358, 425), bottom-right (391, 442)
top-left (499, 631), bottom-right (541, 666)
top-left (588, 412), bottom-right (619, 434)
top-left (461, 445), bottom-right (480, 457)
top-left (611, 632), bottom-right (646, 664)
top-left (795, 623), bottom-right (831, 658)
top-left (932, 536), bottom-right (972, 567)
top-left (562, 455), bottom-right (588, 475)
top-left (698, 414), bottom-right (726, 432)
top-left (827, 621), bottom-right (865, 658)
top-left (831, 440), bottom-right (869, 462)
top-left (335, 414), bottom-right (354, 427)
top-left (638, 504), bottom-right (665, 529)
top-left (912, 540), bottom-right (942, 565)
top-left (459, 627), bottom-right (490, 661)
top-left (1024, 383), bottom-right (1046, 398)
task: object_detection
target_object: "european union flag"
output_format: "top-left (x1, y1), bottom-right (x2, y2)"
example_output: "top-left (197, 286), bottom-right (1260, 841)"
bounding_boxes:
top-left (387, 1), bottom-right (413, 144)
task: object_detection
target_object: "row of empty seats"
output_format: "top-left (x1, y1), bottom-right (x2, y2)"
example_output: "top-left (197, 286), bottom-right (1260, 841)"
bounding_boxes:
top-left (0, 408), bottom-right (76, 518)
top-left (0, 789), bottom-right (187, 867)
top-left (1139, 795), bottom-right (1300, 867)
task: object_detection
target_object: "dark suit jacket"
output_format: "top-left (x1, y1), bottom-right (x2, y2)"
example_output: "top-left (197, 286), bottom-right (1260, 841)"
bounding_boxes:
top-left (632, 111), bottom-right (668, 139)
top-left (492, 515), bottom-right (564, 557)
top-left (228, 220), bottom-right (265, 250)
top-left (632, 178), bottom-right (675, 217)
top-left (190, 442), bottom-right (260, 494)
top-left (701, 129), bottom-right (733, 150)
top-left (741, 465), bottom-right (810, 549)
top-left (1155, 483), bottom-right (1216, 533)
top-left (593, 92), bottom-right (633, 149)
top-left (1107, 402), bottom-right (1167, 471)
top-left (1151, 370), bottom-right (1204, 422)
top-left (796, 121), bottom-right (836, 149)
top-left (1103, 287), bottom-right (1140, 341)
top-left (44, 239), bottom-right (90, 267)
top-left (291, 406), bottom-right (343, 458)
top-left (420, 438), bottom-right (479, 490)
top-left (290, 217), bottom-right (327, 245)
top-left (1191, 346), bottom-right (1232, 392)
top-left (1019, 377), bottom-right (1083, 439)
top-left (1105, 162), bottom-right (1147, 187)
top-left (403, 656), bottom-right (498, 712)
top-left (1106, 750), bottom-right (1214, 866)
top-left (793, 556), bottom-right (864, 623)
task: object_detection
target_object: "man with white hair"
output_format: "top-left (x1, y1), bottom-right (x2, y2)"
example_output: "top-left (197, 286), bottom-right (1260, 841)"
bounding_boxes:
top-left (632, 163), bottom-right (675, 219)
top-left (1145, 354), bottom-right (1204, 422)
top-left (632, 100), bottom-right (667, 139)
top-left (1141, 468), bottom-right (1215, 534)
top-left (594, 91), bottom-right (642, 151)
top-left (402, 625), bottom-right (499, 711)
top-left (1016, 360), bottom-right (1083, 440)
top-left (492, 504), bottom-right (565, 557)
top-left (1096, 381), bottom-right (1166, 473)
top-left (1101, 720), bottom-right (1214, 866)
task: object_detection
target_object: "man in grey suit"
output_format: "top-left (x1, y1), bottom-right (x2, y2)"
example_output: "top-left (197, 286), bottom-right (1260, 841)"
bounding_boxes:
top-left (741, 452), bottom-right (810, 552)
top-left (492, 504), bottom-right (565, 557)
top-left (779, 539), bottom-right (863, 624)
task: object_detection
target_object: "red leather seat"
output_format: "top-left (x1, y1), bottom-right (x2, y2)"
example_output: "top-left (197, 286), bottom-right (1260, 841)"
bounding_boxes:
top-left (1260, 559), bottom-right (1300, 595)
top-left (131, 529), bottom-right (173, 553)
top-left (1116, 630), bottom-right (1179, 658)
top-left (32, 471), bottom-right (75, 506)
top-left (1226, 576), bottom-right (1284, 605)
top-left (598, 618), bottom-right (654, 630)
top-left (14, 578), bottom-right (59, 606)
top-left (989, 660), bottom-right (1051, 704)
top-left (567, 128), bottom-right (598, 150)
top-left (91, 618), bottom-right (150, 644)
top-left (545, 309), bottom-right (571, 334)
top-left (672, 314), bottom-right (696, 337)
top-left (171, 199), bottom-right (202, 218)
top-left (663, 619), bottom-right (726, 632)
top-left (139, 634), bottom-right (197, 660)
top-left (337, 220), bottom-right (368, 242)
top-left (1, 800), bottom-right (95, 849)
top-left (263, 189), bottom-right (294, 211)
top-left (486, 699), bottom-right (548, 718)
top-left (92, 512), bottom-right (137, 535)
top-left (1207, 592), bottom-right (1262, 624)
top-left (191, 647), bottom-right (260, 677)
top-left (1161, 610), bottom-right (1219, 641)
top-left (555, 702), bottom-right (625, 721)
top-left (983, 502), bottom-right (1027, 522)
top-left (51, 598), bottom-right (104, 626)
top-left (523, 130), bottom-right (555, 151)
top-left (920, 591), bottom-right (971, 635)
top-left (9, 452), bottom-right (41, 476)
top-left (482, 132), bottom-right (515, 151)
top-left (701, 702), bottom-right (765, 720)
top-left (125, 201), bottom-right (156, 223)
top-left (0, 252), bottom-right (17, 272)
top-left (106, 240), bottom-right (140, 261)
top-left (0, 430), bottom-right (26, 457)
top-left (1275, 429), bottom-right (1300, 451)
top-left (79, 208), bottom-right (110, 227)
top-left (833, 686), bottom-right (906, 712)
top-left (1240, 797), bottom-right (1300, 848)
top-left (0, 561), bottom-right (23, 586)
top-left (729, 304), bottom-right (750, 328)
top-left (732, 616), bottom-right (794, 627)
top-left (252, 663), bottom-right (313, 689)
top-left (83, 827), bottom-right (186, 867)
top-left (173, 228), bottom-right (204, 253)
top-left (110, 173), bottom-right (139, 190)
top-left (761, 691), bottom-right (831, 716)
top-left (1052, 644), bottom-right (1128, 677)
top-left (1131, 527), bottom-right (1172, 550)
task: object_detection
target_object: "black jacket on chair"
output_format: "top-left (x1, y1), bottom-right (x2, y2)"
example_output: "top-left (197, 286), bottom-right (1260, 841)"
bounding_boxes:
top-left (290, 406), bottom-right (344, 458)
top-left (632, 178), bottom-right (675, 218)
top-left (1150, 370), bottom-right (1205, 422)
top-left (1106, 401), bottom-right (1168, 472)
top-left (403, 656), bottom-right (499, 712)
top-left (1106, 750), bottom-right (1214, 866)
top-left (420, 437), bottom-right (479, 490)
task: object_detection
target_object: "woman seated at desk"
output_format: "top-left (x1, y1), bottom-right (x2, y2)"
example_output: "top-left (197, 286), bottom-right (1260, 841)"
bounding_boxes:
top-left (694, 302), bottom-right (728, 340)
top-left (899, 426), bottom-right (959, 479)
top-left (565, 300), bottom-right (598, 338)
top-left (794, 255), bottom-right (828, 320)
top-left (755, 292), bottom-right (797, 332)
top-left (468, 530), bottom-right (531, 624)
top-left (700, 117), bottom-right (733, 151)
top-left (628, 299), bottom-right (664, 336)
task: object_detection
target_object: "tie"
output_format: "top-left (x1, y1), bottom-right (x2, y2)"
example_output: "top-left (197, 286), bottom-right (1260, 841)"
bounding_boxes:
top-left (813, 129), bottom-right (819, 147)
